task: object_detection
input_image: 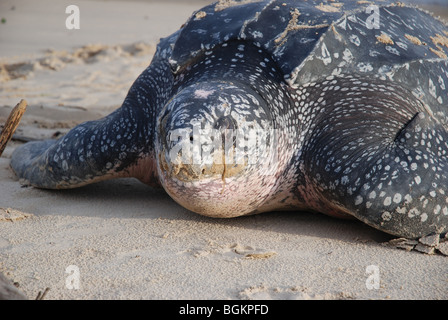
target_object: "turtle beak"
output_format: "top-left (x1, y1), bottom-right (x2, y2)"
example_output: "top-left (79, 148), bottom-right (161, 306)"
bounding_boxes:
top-left (158, 118), bottom-right (247, 183)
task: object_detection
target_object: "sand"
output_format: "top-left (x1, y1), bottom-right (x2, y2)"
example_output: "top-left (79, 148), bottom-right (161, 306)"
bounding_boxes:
top-left (0, 0), bottom-right (447, 300)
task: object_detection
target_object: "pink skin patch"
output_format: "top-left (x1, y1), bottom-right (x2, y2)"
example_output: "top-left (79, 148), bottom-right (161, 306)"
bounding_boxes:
top-left (194, 89), bottom-right (215, 99)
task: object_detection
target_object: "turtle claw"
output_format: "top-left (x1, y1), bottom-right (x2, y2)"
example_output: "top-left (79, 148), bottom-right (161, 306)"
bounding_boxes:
top-left (386, 233), bottom-right (448, 256)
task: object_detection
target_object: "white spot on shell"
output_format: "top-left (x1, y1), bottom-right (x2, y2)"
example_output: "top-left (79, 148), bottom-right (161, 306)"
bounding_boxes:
top-left (385, 46), bottom-right (400, 56)
top-left (62, 160), bottom-right (68, 171)
top-left (321, 42), bottom-right (332, 65)
top-left (393, 193), bottom-right (402, 204)
top-left (357, 62), bottom-right (373, 72)
top-left (251, 31), bottom-right (263, 39)
top-left (429, 78), bottom-right (437, 98)
top-left (349, 35), bottom-right (360, 46)
top-left (382, 211), bottom-right (392, 221)
top-left (194, 89), bottom-right (214, 99)
top-left (414, 176), bottom-right (421, 185)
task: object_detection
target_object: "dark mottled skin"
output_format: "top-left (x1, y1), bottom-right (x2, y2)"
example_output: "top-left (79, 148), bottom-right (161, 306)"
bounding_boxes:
top-left (10, 0), bottom-right (448, 239)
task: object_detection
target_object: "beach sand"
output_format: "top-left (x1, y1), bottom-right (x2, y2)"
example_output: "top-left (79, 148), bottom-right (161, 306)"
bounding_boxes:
top-left (0, 0), bottom-right (447, 300)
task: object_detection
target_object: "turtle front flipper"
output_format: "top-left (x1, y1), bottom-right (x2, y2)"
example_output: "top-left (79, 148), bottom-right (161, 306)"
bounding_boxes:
top-left (300, 75), bottom-right (448, 239)
top-left (10, 33), bottom-right (177, 189)
top-left (10, 104), bottom-right (156, 189)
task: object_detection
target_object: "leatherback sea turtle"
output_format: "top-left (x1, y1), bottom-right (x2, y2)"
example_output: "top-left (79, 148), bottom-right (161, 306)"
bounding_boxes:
top-left (10, 0), bottom-right (448, 239)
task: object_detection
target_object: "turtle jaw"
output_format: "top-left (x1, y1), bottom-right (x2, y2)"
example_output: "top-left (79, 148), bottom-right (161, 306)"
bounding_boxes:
top-left (156, 148), bottom-right (280, 218)
top-left (158, 173), bottom-right (257, 218)
top-left (155, 120), bottom-right (279, 218)
top-left (155, 119), bottom-right (284, 218)
top-left (157, 145), bottom-right (248, 183)
top-left (155, 138), bottom-right (258, 218)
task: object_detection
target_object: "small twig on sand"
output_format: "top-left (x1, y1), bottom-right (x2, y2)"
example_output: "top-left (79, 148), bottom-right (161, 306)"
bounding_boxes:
top-left (35, 287), bottom-right (50, 300)
top-left (0, 99), bottom-right (28, 157)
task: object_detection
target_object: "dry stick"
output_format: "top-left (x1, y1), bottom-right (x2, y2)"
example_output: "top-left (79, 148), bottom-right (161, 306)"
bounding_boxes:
top-left (0, 99), bottom-right (28, 157)
top-left (35, 287), bottom-right (50, 300)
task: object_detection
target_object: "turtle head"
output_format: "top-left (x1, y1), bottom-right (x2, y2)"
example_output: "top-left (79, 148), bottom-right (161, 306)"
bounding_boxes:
top-left (155, 81), bottom-right (279, 217)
